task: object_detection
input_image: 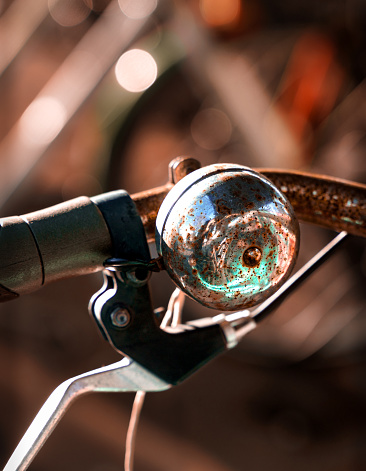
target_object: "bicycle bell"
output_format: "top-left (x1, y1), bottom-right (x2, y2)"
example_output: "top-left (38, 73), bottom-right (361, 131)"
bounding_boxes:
top-left (156, 163), bottom-right (300, 311)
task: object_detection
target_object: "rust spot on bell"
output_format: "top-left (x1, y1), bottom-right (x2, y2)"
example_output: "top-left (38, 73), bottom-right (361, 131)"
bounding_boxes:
top-left (156, 163), bottom-right (300, 311)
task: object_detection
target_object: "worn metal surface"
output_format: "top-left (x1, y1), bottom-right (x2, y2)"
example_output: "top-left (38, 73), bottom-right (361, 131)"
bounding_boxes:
top-left (1, 157), bottom-right (364, 301)
top-left (259, 169), bottom-right (366, 238)
top-left (132, 163), bottom-right (366, 242)
top-left (155, 164), bottom-right (300, 311)
top-left (169, 156), bottom-right (201, 184)
top-left (133, 183), bottom-right (173, 243)
top-left (133, 156), bottom-right (201, 242)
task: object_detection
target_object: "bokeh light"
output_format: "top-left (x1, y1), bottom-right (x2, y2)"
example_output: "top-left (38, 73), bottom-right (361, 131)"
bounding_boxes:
top-left (48, 0), bottom-right (91, 27)
top-left (118, 0), bottom-right (157, 19)
top-left (199, 0), bottom-right (241, 28)
top-left (115, 49), bottom-right (158, 93)
top-left (19, 96), bottom-right (67, 146)
top-left (191, 108), bottom-right (232, 150)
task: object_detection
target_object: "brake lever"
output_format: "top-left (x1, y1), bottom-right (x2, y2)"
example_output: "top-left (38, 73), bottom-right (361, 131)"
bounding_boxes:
top-left (4, 357), bottom-right (170, 471)
top-left (6, 226), bottom-right (346, 471)
top-left (90, 268), bottom-right (234, 385)
top-left (4, 274), bottom-right (255, 471)
top-left (3, 189), bottom-right (251, 471)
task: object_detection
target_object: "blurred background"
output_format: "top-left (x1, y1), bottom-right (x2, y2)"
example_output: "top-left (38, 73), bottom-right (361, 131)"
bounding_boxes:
top-left (0, 0), bottom-right (366, 469)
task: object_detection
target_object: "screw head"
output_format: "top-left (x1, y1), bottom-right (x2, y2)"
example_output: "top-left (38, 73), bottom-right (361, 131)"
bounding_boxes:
top-left (243, 247), bottom-right (262, 267)
top-left (110, 308), bottom-right (131, 328)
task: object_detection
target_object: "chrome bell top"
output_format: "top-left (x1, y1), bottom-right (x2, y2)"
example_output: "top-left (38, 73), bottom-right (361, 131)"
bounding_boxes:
top-left (156, 163), bottom-right (300, 311)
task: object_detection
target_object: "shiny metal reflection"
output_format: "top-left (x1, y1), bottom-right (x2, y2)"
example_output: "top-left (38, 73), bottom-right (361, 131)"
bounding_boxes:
top-left (156, 164), bottom-right (300, 311)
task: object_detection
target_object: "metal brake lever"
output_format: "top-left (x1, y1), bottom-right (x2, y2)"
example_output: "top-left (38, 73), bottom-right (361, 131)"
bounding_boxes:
top-left (4, 357), bottom-right (170, 471)
top-left (4, 270), bottom-right (257, 471)
top-left (2, 189), bottom-right (258, 471)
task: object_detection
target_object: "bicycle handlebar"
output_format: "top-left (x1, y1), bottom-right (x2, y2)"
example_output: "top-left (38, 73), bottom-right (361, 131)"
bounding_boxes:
top-left (134, 170), bottom-right (366, 241)
top-left (260, 170), bottom-right (366, 238)
top-left (0, 165), bottom-right (365, 302)
top-left (0, 191), bottom-right (134, 301)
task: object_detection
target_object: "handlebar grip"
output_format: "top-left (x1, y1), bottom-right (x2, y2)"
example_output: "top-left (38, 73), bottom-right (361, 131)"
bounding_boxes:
top-left (0, 196), bottom-right (114, 301)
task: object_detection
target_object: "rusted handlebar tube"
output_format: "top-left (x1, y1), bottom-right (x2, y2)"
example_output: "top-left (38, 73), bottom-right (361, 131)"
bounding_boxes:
top-left (0, 163), bottom-right (365, 302)
top-left (133, 170), bottom-right (366, 242)
top-left (259, 170), bottom-right (366, 238)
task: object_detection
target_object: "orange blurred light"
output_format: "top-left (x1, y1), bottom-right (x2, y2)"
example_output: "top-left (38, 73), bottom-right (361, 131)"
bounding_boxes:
top-left (199, 0), bottom-right (241, 28)
top-left (276, 32), bottom-right (344, 145)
